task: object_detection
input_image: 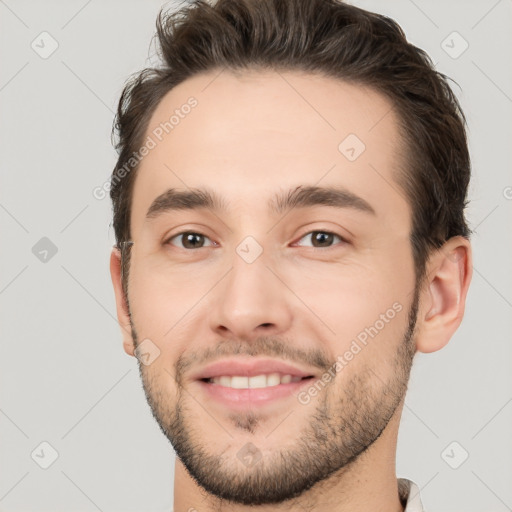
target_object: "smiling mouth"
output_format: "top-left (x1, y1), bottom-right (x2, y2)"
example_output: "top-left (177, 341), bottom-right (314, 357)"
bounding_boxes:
top-left (200, 373), bottom-right (315, 389)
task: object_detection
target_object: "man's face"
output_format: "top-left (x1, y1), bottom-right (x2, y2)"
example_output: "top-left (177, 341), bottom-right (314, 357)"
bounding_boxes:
top-left (124, 70), bottom-right (419, 504)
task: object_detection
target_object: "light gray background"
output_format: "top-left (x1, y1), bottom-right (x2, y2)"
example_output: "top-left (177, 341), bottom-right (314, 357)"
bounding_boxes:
top-left (0, 0), bottom-right (511, 511)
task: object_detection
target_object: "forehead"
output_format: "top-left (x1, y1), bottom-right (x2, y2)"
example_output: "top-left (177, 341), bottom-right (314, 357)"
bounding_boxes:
top-left (131, 69), bottom-right (410, 233)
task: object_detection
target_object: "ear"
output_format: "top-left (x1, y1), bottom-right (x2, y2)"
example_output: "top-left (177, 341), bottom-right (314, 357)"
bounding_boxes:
top-left (110, 248), bottom-right (135, 357)
top-left (415, 236), bottom-right (473, 353)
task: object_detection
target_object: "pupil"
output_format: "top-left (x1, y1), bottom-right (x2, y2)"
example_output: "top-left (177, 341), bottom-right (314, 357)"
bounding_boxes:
top-left (314, 231), bottom-right (332, 247)
top-left (184, 233), bottom-right (203, 248)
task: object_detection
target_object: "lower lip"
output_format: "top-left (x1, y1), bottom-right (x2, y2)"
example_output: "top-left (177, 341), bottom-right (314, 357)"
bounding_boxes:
top-left (196, 378), bottom-right (313, 408)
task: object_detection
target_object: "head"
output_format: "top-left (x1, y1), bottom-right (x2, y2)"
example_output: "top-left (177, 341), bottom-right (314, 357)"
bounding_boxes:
top-left (109, 0), bottom-right (472, 506)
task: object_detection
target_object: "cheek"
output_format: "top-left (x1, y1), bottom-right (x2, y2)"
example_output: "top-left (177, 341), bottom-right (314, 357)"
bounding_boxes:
top-left (283, 248), bottom-right (413, 355)
top-left (295, 276), bottom-right (407, 351)
top-left (127, 235), bottom-right (414, 358)
top-left (128, 257), bottom-right (205, 342)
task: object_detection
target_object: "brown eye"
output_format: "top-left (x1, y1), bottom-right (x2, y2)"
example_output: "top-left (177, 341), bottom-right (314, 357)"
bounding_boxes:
top-left (296, 230), bottom-right (345, 248)
top-left (167, 232), bottom-right (215, 249)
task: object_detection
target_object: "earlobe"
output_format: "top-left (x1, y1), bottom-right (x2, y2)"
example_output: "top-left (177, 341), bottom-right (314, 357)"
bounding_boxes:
top-left (415, 237), bottom-right (473, 354)
top-left (110, 248), bottom-right (136, 357)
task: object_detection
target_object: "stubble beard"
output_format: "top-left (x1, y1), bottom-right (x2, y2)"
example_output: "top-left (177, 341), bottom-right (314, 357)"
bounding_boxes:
top-left (131, 291), bottom-right (419, 505)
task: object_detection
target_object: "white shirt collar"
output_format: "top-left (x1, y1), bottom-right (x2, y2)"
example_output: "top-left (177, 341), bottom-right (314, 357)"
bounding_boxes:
top-left (398, 478), bottom-right (425, 512)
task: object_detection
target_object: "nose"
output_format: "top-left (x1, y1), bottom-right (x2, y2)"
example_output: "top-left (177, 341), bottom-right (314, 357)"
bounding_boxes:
top-left (208, 249), bottom-right (293, 341)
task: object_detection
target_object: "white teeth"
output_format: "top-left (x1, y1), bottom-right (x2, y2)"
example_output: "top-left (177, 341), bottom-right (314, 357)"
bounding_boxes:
top-left (266, 373), bottom-right (281, 387)
top-left (230, 376), bottom-right (249, 389)
top-left (210, 374), bottom-right (299, 389)
top-left (219, 376), bottom-right (231, 387)
top-left (248, 375), bottom-right (267, 388)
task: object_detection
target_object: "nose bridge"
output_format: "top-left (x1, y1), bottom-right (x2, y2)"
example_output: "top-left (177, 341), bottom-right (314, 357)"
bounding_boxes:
top-left (208, 236), bottom-right (292, 337)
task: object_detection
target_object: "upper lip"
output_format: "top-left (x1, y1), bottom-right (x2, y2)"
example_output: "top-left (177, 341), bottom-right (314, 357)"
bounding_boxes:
top-left (191, 357), bottom-right (317, 381)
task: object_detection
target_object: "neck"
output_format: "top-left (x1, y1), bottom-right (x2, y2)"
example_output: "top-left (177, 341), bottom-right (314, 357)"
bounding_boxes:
top-left (173, 406), bottom-right (405, 512)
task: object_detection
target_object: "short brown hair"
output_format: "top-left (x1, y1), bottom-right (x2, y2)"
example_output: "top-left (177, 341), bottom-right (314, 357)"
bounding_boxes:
top-left (111, 0), bottom-right (471, 293)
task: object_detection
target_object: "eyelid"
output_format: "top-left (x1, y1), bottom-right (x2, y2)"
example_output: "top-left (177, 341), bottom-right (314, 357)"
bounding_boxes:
top-left (165, 230), bottom-right (218, 248)
top-left (292, 229), bottom-right (349, 248)
top-left (162, 221), bottom-right (218, 241)
top-left (163, 228), bottom-right (349, 249)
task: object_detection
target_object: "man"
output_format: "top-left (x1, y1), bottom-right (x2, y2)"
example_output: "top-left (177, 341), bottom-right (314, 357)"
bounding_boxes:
top-left (109, 0), bottom-right (472, 510)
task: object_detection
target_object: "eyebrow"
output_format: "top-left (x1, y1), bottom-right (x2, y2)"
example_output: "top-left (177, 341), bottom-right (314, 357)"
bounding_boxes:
top-left (146, 185), bottom-right (376, 219)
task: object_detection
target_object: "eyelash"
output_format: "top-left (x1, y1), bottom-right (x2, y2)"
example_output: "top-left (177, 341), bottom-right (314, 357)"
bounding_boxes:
top-left (164, 230), bottom-right (348, 250)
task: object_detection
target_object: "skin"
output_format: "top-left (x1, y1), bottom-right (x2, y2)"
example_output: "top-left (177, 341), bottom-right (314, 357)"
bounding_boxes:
top-left (110, 69), bottom-right (472, 512)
